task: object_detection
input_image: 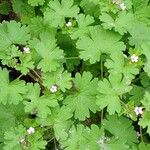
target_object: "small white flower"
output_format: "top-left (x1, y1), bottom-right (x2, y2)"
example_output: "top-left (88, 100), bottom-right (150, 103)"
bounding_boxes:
top-left (112, 0), bottom-right (116, 4)
top-left (66, 21), bottom-right (72, 27)
top-left (50, 85), bottom-right (57, 93)
top-left (134, 107), bottom-right (143, 116)
top-left (23, 47), bottom-right (30, 53)
top-left (20, 137), bottom-right (25, 143)
top-left (136, 132), bottom-right (141, 138)
top-left (119, 2), bottom-right (126, 10)
top-left (130, 54), bottom-right (139, 63)
top-left (27, 127), bottom-right (35, 135)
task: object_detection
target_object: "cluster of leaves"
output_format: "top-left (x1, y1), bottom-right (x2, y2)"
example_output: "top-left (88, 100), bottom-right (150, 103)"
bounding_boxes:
top-left (0, 0), bottom-right (150, 149)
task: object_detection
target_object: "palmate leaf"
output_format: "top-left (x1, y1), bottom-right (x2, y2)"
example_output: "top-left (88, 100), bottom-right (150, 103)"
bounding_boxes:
top-left (99, 12), bottom-right (135, 35)
top-left (141, 42), bottom-right (150, 77)
top-left (16, 53), bottom-right (34, 75)
top-left (28, 0), bottom-right (45, 6)
top-left (4, 125), bottom-right (26, 150)
top-left (0, 104), bottom-right (25, 142)
top-left (40, 107), bottom-right (73, 141)
top-left (105, 52), bottom-right (139, 81)
top-left (24, 83), bottom-right (58, 118)
top-left (44, 0), bottom-right (79, 27)
top-left (0, 21), bottom-right (30, 50)
top-left (139, 111), bottom-right (150, 135)
top-left (12, 0), bottom-right (35, 23)
top-left (0, 68), bottom-right (27, 105)
top-left (80, 125), bottom-right (104, 150)
top-left (103, 115), bottom-right (138, 146)
top-left (61, 124), bottom-right (129, 150)
top-left (60, 125), bottom-right (86, 150)
top-left (30, 32), bottom-right (64, 72)
top-left (96, 74), bottom-right (132, 115)
top-left (64, 72), bottom-right (99, 121)
top-left (76, 25), bottom-right (125, 64)
top-left (42, 68), bottom-right (72, 92)
top-left (27, 131), bottom-right (47, 150)
top-left (70, 14), bottom-right (95, 39)
top-left (128, 23), bottom-right (150, 48)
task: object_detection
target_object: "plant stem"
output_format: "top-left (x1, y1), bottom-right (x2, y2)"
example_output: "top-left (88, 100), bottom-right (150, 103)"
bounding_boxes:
top-left (32, 69), bottom-right (42, 83)
top-left (101, 55), bottom-right (104, 123)
top-left (140, 126), bottom-right (144, 142)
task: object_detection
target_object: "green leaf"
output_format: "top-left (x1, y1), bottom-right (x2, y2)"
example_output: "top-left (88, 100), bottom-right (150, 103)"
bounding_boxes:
top-left (128, 23), bottom-right (150, 48)
top-left (29, 17), bottom-right (56, 37)
top-left (60, 125), bottom-right (86, 150)
top-left (105, 52), bottom-right (139, 81)
top-left (141, 42), bottom-right (150, 77)
top-left (0, 45), bottom-right (21, 68)
top-left (103, 115), bottom-right (138, 146)
top-left (129, 85), bottom-right (145, 104)
top-left (0, 21), bottom-right (30, 50)
top-left (4, 125), bottom-right (26, 150)
top-left (100, 12), bottom-right (135, 35)
top-left (44, 0), bottom-right (79, 27)
top-left (0, 104), bottom-right (25, 142)
top-left (0, 1), bottom-right (11, 15)
top-left (80, 125), bottom-right (104, 150)
top-left (76, 26), bottom-right (125, 64)
top-left (70, 14), bottom-right (94, 39)
top-left (139, 111), bottom-right (150, 135)
top-left (142, 92), bottom-right (150, 111)
top-left (28, 0), bottom-right (45, 6)
top-left (96, 74), bottom-right (132, 115)
top-left (139, 142), bottom-right (150, 150)
top-left (80, 0), bottom-right (101, 18)
top-left (16, 53), bottom-right (34, 75)
top-left (30, 32), bottom-right (64, 72)
top-left (44, 107), bottom-right (73, 141)
top-left (24, 83), bottom-right (58, 118)
top-left (42, 68), bottom-right (72, 92)
top-left (64, 72), bottom-right (99, 121)
top-left (27, 131), bottom-right (47, 150)
top-left (12, 0), bottom-right (35, 23)
top-left (0, 68), bottom-right (27, 105)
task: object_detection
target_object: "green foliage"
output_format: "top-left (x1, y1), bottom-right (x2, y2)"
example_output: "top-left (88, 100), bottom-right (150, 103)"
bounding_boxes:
top-left (0, 0), bottom-right (150, 149)
top-left (96, 74), bottom-right (132, 114)
top-left (76, 26), bottom-right (125, 64)
top-left (64, 72), bottom-right (98, 120)
top-left (0, 21), bottom-right (30, 50)
top-left (24, 83), bottom-right (58, 118)
top-left (0, 68), bottom-right (27, 105)
top-left (103, 115), bottom-right (138, 146)
top-left (44, 0), bottom-right (79, 27)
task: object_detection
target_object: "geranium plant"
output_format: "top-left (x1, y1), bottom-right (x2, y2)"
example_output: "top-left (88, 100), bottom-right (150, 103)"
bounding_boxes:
top-left (0, 0), bottom-right (150, 149)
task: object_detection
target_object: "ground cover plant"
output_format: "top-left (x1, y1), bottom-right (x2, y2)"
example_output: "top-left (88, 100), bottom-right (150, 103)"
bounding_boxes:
top-left (0, 0), bottom-right (150, 149)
